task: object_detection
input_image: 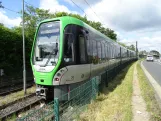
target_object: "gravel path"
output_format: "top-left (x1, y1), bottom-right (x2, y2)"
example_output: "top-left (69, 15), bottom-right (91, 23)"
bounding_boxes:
top-left (132, 63), bottom-right (150, 121)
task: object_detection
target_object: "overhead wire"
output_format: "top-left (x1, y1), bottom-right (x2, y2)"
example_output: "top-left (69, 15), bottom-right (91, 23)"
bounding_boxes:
top-left (83, 0), bottom-right (108, 27)
top-left (0, 1), bottom-right (37, 15)
top-left (0, 2), bottom-right (20, 14)
top-left (70, 0), bottom-right (87, 16)
top-left (3, 7), bottom-right (20, 14)
top-left (83, 0), bottom-right (101, 21)
top-left (0, 0), bottom-right (105, 26)
top-left (69, 0), bottom-right (103, 24)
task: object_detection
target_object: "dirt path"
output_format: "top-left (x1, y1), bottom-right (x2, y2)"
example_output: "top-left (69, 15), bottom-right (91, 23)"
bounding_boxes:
top-left (132, 64), bottom-right (150, 121)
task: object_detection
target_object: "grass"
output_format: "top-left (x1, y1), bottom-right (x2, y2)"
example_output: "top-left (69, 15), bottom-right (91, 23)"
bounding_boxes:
top-left (78, 63), bottom-right (135, 121)
top-left (0, 85), bottom-right (36, 107)
top-left (137, 61), bottom-right (161, 121)
top-left (5, 114), bottom-right (17, 121)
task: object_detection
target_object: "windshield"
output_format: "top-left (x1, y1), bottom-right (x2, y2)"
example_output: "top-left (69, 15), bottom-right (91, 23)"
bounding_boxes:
top-left (33, 21), bottom-right (60, 66)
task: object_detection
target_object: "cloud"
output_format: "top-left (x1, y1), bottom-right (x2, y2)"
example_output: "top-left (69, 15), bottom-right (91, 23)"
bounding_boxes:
top-left (39, 0), bottom-right (77, 14)
top-left (38, 0), bottom-right (161, 52)
top-left (0, 10), bottom-right (21, 27)
top-left (82, 0), bottom-right (161, 52)
top-left (64, 0), bottom-right (102, 7)
top-left (120, 36), bottom-right (161, 53)
top-left (85, 0), bottom-right (161, 31)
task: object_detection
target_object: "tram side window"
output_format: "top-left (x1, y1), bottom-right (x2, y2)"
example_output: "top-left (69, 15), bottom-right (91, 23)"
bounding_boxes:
top-left (116, 46), bottom-right (119, 58)
top-left (125, 49), bottom-right (127, 58)
top-left (115, 47), bottom-right (117, 58)
top-left (102, 42), bottom-right (105, 61)
top-left (92, 40), bottom-right (98, 64)
top-left (111, 45), bottom-right (113, 58)
top-left (108, 45), bottom-right (110, 59)
top-left (110, 44), bottom-right (112, 59)
top-left (113, 46), bottom-right (115, 58)
top-left (97, 42), bottom-right (102, 63)
top-left (124, 49), bottom-right (126, 58)
top-left (121, 48), bottom-right (123, 58)
top-left (114, 47), bottom-right (116, 58)
top-left (64, 34), bottom-right (74, 63)
top-left (107, 44), bottom-right (109, 60)
top-left (86, 30), bottom-right (92, 63)
top-left (109, 45), bottom-right (111, 59)
top-left (105, 45), bottom-right (108, 61)
top-left (118, 46), bottom-right (121, 58)
top-left (107, 45), bottom-right (110, 59)
top-left (122, 49), bottom-right (124, 58)
top-left (79, 35), bottom-right (86, 63)
top-left (127, 50), bottom-right (129, 57)
top-left (111, 46), bottom-right (113, 58)
top-left (114, 46), bottom-right (115, 58)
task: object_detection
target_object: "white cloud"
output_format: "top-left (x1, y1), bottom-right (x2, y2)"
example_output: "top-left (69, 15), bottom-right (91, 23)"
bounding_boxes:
top-left (63, 0), bottom-right (74, 6)
top-left (120, 36), bottom-right (161, 53)
top-left (64, 0), bottom-right (101, 7)
top-left (82, 0), bottom-right (161, 53)
top-left (85, 0), bottom-right (161, 31)
top-left (0, 10), bottom-right (21, 27)
top-left (39, 0), bottom-right (77, 14)
top-left (30, 0), bottom-right (161, 53)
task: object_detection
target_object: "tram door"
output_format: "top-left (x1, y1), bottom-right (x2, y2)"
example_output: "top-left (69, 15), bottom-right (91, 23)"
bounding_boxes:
top-left (79, 35), bottom-right (86, 63)
top-left (77, 28), bottom-right (90, 81)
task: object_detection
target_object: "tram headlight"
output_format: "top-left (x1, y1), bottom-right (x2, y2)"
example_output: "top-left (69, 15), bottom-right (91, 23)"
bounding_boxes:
top-left (55, 78), bottom-right (59, 81)
top-left (53, 67), bottom-right (68, 85)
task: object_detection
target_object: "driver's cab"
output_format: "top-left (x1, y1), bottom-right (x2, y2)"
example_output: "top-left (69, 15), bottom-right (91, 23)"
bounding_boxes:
top-left (33, 21), bottom-right (60, 68)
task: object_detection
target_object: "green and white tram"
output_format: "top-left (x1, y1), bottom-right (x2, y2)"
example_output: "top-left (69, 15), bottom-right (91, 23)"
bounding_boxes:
top-left (30, 16), bottom-right (136, 99)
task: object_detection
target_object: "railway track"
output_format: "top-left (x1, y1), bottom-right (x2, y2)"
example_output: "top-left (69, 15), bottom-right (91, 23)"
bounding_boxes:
top-left (16, 102), bottom-right (69, 121)
top-left (0, 78), bottom-right (34, 96)
top-left (0, 93), bottom-right (42, 120)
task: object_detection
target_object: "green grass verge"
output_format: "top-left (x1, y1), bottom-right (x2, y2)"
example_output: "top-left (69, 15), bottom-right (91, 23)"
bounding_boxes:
top-left (137, 61), bottom-right (161, 121)
top-left (78, 63), bottom-right (135, 121)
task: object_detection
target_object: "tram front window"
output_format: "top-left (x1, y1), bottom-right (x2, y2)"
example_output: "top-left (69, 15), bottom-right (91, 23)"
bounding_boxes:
top-left (33, 21), bottom-right (60, 66)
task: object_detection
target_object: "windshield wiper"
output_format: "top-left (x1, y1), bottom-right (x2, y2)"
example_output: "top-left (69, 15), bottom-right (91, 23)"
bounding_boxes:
top-left (35, 44), bottom-right (47, 61)
top-left (41, 36), bottom-right (58, 67)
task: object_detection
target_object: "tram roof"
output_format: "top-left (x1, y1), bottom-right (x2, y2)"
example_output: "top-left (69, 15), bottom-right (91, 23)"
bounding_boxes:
top-left (40, 16), bottom-right (135, 52)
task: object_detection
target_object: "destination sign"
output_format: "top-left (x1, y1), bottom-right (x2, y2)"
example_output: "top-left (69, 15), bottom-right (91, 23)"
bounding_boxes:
top-left (40, 28), bottom-right (59, 34)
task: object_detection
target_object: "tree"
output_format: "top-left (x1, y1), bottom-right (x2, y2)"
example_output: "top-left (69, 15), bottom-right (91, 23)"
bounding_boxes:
top-left (0, 1), bottom-right (4, 8)
top-left (118, 42), bottom-right (136, 51)
top-left (127, 44), bottom-right (135, 51)
top-left (0, 23), bottom-right (4, 26)
top-left (118, 42), bottom-right (126, 47)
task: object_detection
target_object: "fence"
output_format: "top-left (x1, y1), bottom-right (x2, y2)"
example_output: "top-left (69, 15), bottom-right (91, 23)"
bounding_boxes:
top-left (18, 60), bottom-right (133, 121)
top-left (18, 76), bottom-right (100, 121)
top-left (0, 68), bottom-right (33, 94)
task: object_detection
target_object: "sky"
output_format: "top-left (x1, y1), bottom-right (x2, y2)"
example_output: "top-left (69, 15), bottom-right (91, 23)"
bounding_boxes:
top-left (0, 0), bottom-right (161, 53)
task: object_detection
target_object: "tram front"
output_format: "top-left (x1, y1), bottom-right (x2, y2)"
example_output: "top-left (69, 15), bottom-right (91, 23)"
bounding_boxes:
top-left (31, 21), bottom-right (61, 99)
